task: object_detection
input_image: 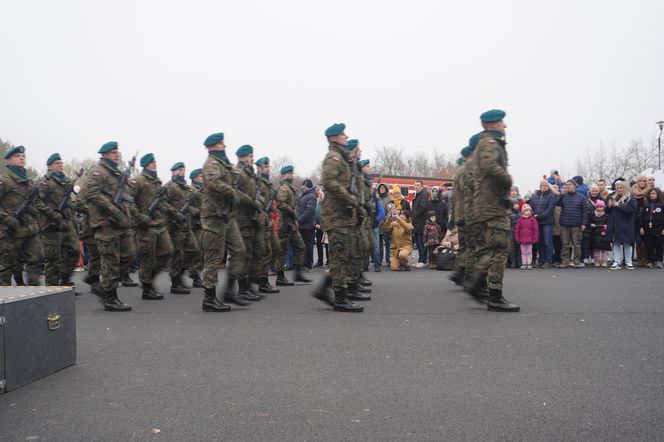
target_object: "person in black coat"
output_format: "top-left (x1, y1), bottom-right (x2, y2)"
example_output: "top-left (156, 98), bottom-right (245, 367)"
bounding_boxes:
top-left (640, 187), bottom-right (664, 268)
top-left (427, 186), bottom-right (448, 238)
top-left (607, 181), bottom-right (637, 269)
top-left (411, 180), bottom-right (429, 267)
top-left (297, 179), bottom-right (318, 270)
top-left (588, 200), bottom-right (611, 266)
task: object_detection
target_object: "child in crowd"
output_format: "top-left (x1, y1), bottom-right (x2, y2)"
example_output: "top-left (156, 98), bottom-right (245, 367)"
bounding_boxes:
top-left (441, 227), bottom-right (459, 252)
top-left (588, 200), bottom-right (611, 266)
top-left (513, 204), bottom-right (539, 269)
top-left (423, 211), bottom-right (442, 269)
top-left (640, 187), bottom-right (664, 268)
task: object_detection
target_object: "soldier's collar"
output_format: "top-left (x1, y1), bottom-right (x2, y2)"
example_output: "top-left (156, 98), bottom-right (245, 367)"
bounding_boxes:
top-left (481, 130), bottom-right (505, 140)
top-left (100, 158), bottom-right (119, 171)
top-left (142, 168), bottom-right (158, 180)
top-left (209, 150), bottom-right (230, 164)
top-left (6, 164), bottom-right (28, 181)
top-left (259, 172), bottom-right (270, 181)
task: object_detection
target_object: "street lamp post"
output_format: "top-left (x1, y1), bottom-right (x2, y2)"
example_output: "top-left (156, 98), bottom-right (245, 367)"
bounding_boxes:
top-left (657, 121), bottom-right (664, 171)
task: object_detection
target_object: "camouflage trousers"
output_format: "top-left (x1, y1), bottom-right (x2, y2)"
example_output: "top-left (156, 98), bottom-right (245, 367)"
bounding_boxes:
top-left (328, 228), bottom-right (361, 290)
top-left (262, 228), bottom-right (280, 278)
top-left (201, 216), bottom-right (246, 288)
top-left (137, 226), bottom-right (173, 284)
top-left (239, 224), bottom-right (266, 280)
top-left (466, 220), bottom-right (510, 290)
top-left (95, 226), bottom-right (136, 292)
top-left (359, 223), bottom-right (374, 274)
top-left (187, 229), bottom-right (203, 276)
top-left (43, 224), bottom-right (80, 286)
top-left (168, 228), bottom-right (200, 280)
top-left (0, 233), bottom-right (44, 286)
top-left (82, 235), bottom-right (101, 279)
top-left (455, 224), bottom-right (468, 271)
top-left (275, 225), bottom-right (304, 270)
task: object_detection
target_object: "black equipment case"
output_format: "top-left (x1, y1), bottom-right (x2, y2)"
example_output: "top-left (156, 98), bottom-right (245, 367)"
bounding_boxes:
top-left (0, 286), bottom-right (77, 393)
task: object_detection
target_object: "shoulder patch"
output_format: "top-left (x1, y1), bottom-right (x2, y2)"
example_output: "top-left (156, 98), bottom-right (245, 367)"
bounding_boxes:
top-left (488, 139), bottom-right (496, 143)
top-left (92, 172), bottom-right (100, 176)
top-left (330, 156), bottom-right (341, 162)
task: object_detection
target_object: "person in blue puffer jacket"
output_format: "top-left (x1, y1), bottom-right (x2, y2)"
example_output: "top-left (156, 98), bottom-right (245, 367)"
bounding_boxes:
top-left (531, 179), bottom-right (557, 267)
top-left (556, 179), bottom-right (588, 268)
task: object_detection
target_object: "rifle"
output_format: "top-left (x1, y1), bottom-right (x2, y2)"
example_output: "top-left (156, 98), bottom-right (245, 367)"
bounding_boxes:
top-left (349, 156), bottom-right (364, 222)
top-left (180, 188), bottom-right (201, 214)
top-left (147, 186), bottom-right (167, 216)
top-left (56, 168), bottom-right (84, 214)
top-left (113, 153), bottom-right (137, 209)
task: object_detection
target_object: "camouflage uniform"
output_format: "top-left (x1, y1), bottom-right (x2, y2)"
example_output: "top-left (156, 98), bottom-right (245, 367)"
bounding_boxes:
top-left (0, 166), bottom-right (45, 285)
top-left (257, 174), bottom-right (280, 278)
top-left (164, 177), bottom-right (200, 283)
top-left (187, 182), bottom-right (204, 277)
top-left (360, 172), bottom-right (375, 272)
top-left (464, 132), bottom-right (512, 290)
top-left (37, 172), bottom-right (81, 286)
top-left (275, 180), bottom-right (305, 270)
top-left (200, 152), bottom-right (246, 288)
top-left (76, 173), bottom-right (101, 281)
top-left (129, 170), bottom-right (175, 285)
top-left (85, 159), bottom-right (136, 293)
top-left (234, 162), bottom-right (265, 285)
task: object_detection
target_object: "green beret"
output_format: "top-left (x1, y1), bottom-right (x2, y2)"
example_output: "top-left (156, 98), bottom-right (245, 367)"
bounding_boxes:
top-left (460, 146), bottom-right (473, 158)
top-left (325, 123), bottom-right (346, 137)
top-left (46, 153), bottom-right (62, 166)
top-left (140, 153), bottom-right (155, 168)
top-left (235, 144), bottom-right (253, 157)
top-left (189, 168), bottom-right (203, 179)
top-left (170, 161), bottom-right (185, 171)
top-left (4, 145), bottom-right (25, 159)
top-left (359, 159), bottom-right (370, 167)
top-left (469, 132), bottom-right (482, 149)
top-left (480, 109), bottom-right (506, 122)
top-left (456, 157), bottom-right (465, 165)
top-left (204, 132), bottom-right (224, 147)
top-left (346, 139), bottom-right (359, 150)
top-left (255, 157), bottom-right (269, 166)
top-left (280, 165), bottom-right (294, 175)
top-left (98, 141), bottom-right (118, 154)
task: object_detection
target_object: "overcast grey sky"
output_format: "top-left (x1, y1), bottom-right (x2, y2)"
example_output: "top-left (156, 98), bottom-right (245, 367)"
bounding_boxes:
top-left (2, 0), bottom-right (663, 191)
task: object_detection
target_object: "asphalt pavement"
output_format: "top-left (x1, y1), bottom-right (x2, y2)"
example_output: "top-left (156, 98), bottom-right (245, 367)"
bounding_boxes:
top-left (1, 265), bottom-right (663, 441)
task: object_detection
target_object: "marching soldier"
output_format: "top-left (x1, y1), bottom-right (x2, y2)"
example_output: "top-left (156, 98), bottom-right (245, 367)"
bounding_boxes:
top-left (37, 153), bottom-right (81, 287)
top-left (130, 153), bottom-right (178, 300)
top-left (85, 141), bottom-right (136, 311)
top-left (464, 110), bottom-right (519, 312)
top-left (254, 157), bottom-right (280, 294)
top-left (311, 123), bottom-right (364, 312)
top-left (358, 157), bottom-right (376, 289)
top-left (233, 145), bottom-right (264, 301)
top-left (275, 165), bottom-right (311, 286)
top-left (199, 132), bottom-right (249, 312)
top-left (186, 168), bottom-right (204, 287)
top-left (0, 146), bottom-right (45, 286)
top-left (164, 162), bottom-right (199, 295)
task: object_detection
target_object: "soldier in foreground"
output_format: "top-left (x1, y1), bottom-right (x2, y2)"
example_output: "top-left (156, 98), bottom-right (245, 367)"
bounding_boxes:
top-left (199, 132), bottom-right (249, 312)
top-left (311, 123), bottom-right (364, 312)
top-left (254, 157), bottom-right (280, 294)
top-left (37, 153), bottom-right (81, 287)
top-left (0, 146), bottom-right (44, 286)
top-left (85, 142), bottom-right (136, 311)
top-left (275, 165), bottom-right (311, 286)
top-left (464, 110), bottom-right (519, 312)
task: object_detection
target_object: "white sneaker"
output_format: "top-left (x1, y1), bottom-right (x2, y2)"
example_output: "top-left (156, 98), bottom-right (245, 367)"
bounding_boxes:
top-left (610, 263), bottom-right (621, 270)
top-left (626, 263), bottom-right (635, 270)
top-left (414, 262), bottom-right (426, 269)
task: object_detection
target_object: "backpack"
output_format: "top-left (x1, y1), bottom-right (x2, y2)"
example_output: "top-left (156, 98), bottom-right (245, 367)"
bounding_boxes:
top-left (436, 248), bottom-right (456, 271)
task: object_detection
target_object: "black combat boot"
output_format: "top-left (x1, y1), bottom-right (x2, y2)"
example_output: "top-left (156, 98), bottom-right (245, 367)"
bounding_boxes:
top-left (189, 272), bottom-right (204, 288)
top-left (276, 271), bottom-right (294, 286)
top-left (13, 271), bottom-right (25, 286)
top-left (347, 283), bottom-right (372, 301)
top-left (464, 272), bottom-right (488, 304)
top-left (237, 277), bottom-right (262, 302)
top-left (448, 266), bottom-right (466, 286)
top-left (142, 281), bottom-right (164, 300)
top-left (104, 289), bottom-right (132, 312)
top-left (170, 277), bottom-right (191, 295)
top-left (121, 273), bottom-right (139, 287)
top-left (258, 276), bottom-right (280, 294)
top-left (223, 277), bottom-right (250, 306)
top-left (84, 275), bottom-right (105, 298)
top-left (310, 275), bottom-right (333, 306)
top-left (332, 288), bottom-right (364, 312)
top-left (294, 266), bottom-right (312, 283)
top-left (350, 281), bottom-right (372, 294)
top-left (202, 286), bottom-right (231, 312)
top-left (487, 288), bottom-right (520, 312)
top-left (358, 273), bottom-right (372, 286)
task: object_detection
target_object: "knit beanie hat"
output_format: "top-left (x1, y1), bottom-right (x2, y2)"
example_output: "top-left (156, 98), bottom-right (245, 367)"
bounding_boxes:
top-left (521, 204), bottom-right (532, 213)
top-left (595, 200), bottom-right (606, 208)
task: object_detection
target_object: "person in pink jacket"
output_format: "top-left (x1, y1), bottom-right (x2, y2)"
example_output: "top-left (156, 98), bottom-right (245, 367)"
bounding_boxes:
top-left (514, 204), bottom-right (539, 269)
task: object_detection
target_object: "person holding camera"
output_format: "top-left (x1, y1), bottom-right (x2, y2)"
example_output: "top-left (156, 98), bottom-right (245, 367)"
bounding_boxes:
top-left (383, 208), bottom-right (414, 271)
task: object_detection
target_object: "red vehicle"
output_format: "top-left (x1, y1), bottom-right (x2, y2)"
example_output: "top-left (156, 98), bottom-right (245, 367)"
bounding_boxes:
top-left (373, 174), bottom-right (453, 202)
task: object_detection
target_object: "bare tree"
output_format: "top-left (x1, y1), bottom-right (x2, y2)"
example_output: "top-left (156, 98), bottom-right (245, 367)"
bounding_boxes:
top-left (577, 138), bottom-right (658, 185)
top-left (373, 146), bottom-right (406, 175)
top-left (63, 158), bottom-right (97, 177)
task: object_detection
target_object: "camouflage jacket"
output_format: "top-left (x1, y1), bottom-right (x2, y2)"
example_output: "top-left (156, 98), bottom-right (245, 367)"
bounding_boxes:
top-left (276, 181), bottom-right (298, 230)
top-left (361, 174), bottom-right (374, 228)
top-left (0, 166), bottom-right (42, 237)
top-left (451, 163), bottom-right (466, 226)
top-left (320, 143), bottom-right (358, 231)
top-left (37, 172), bottom-right (76, 231)
top-left (188, 183), bottom-right (203, 231)
top-left (84, 159), bottom-right (133, 229)
top-left (465, 131), bottom-right (512, 228)
top-left (257, 174), bottom-right (275, 229)
top-left (130, 171), bottom-right (173, 228)
top-left (164, 179), bottom-right (194, 231)
top-left (234, 162), bottom-right (261, 229)
top-left (200, 152), bottom-right (236, 220)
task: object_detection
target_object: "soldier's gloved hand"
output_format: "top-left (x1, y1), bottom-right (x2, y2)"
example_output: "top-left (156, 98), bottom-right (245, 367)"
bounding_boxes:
top-left (232, 192), bottom-right (240, 208)
top-left (173, 212), bottom-right (187, 225)
top-left (110, 207), bottom-right (127, 223)
top-left (348, 195), bottom-right (359, 207)
top-left (187, 207), bottom-right (199, 217)
top-left (51, 212), bottom-right (64, 229)
top-left (4, 216), bottom-right (21, 231)
top-left (136, 214), bottom-right (152, 226)
top-left (253, 200), bottom-right (264, 211)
